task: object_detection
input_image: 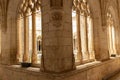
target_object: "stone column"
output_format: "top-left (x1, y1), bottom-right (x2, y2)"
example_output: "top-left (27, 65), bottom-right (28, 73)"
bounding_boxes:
top-left (32, 11), bottom-right (37, 64)
top-left (83, 14), bottom-right (89, 60)
top-left (41, 0), bottom-right (75, 73)
top-left (76, 11), bottom-right (82, 63)
top-left (109, 26), bottom-right (113, 54)
top-left (23, 14), bottom-right (29, 62)
top-left (16, 16), bottom-right (21, 62)
top-left (0, 23), bottom-right (2, 63)
top-left (111, 26), bottom-right (116, 54)
top-left (90, 18), bottom-right (95, 59)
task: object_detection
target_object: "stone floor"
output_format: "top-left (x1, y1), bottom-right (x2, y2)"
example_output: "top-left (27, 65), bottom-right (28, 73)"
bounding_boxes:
top-left (108, 72), bottom-right (120, 80)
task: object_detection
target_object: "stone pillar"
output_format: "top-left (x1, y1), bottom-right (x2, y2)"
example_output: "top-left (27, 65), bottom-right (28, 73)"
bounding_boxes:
top-left (90, 18), bottom-right (95, 59)
top-left (41, 0), bottom-right (75, 73)
top-left (112, 26), bottom-right (116, 54)
top-left (16, 16), bottom-right (21, 62)
top-left (23, 14), bottom-right (29, 62)
top-left (32, 11), bottom-right (37, 64)
top-left (109, 26), bottom-right (113, 54)
top-left (83, 14), bottom-right (89, 60)
top-left (94, 23), bottom-right (110, 61)
top-left (76, 11), bottom-right (82, 63)
top-left (0, 23), bottom-right (2, 63)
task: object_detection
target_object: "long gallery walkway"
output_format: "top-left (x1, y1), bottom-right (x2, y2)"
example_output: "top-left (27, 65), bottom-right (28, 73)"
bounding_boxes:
top-left (109, 73), bottom-right (120, 80)
top-left (105, 71), bottom-right (120, 80)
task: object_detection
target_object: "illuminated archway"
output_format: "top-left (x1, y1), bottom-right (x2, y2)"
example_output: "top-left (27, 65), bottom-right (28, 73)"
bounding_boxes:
top-left (72, 0), bottom-right (95, 64)
top-left (17, 0), bottom-right (42, 64)
top-left (107, 12), bottom-right (116, 56)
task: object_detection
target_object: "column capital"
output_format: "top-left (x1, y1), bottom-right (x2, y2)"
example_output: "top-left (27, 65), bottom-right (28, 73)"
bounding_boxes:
top-left (31, 7), bottom-right (36, 14)
top-left (76, 9), bottom-right (80, 15)
top-left (23, 13), bottom-right (27, 17)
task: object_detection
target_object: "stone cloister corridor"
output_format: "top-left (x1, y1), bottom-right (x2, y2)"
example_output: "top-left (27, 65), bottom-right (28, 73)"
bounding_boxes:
top-left (1, 0), bottom-right (120, 80)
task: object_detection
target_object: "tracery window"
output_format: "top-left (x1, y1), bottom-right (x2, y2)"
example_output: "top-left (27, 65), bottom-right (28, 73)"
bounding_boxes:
top-left (107, 12), bottom-right (116, 56)
top-left (17, 0), bottom-right (42, 64)
top-left (72, 0), bottom-right (95, 64)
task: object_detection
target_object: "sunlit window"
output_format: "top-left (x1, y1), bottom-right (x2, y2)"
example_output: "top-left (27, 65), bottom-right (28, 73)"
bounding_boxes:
top-left (72, 11), bottom-right (78, 61)
top-left (17, 0), bottom-right (42, 64)
top-left (36, 12), bottom-right (42, 64)
top-left (107, 12), bottom-right (116, 56)
top-left (72, 0), bottom-right (95, 64)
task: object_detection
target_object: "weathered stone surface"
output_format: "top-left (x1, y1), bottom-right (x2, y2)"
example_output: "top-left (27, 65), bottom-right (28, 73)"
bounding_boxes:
top-left (0, 0), bottom-right (120, 80)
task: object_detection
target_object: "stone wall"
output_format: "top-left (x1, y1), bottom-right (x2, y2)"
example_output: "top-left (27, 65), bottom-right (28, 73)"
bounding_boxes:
top-left (0, 0), bottom-right (120, 80)
top-left (0, 57), bottom-right (119, 80)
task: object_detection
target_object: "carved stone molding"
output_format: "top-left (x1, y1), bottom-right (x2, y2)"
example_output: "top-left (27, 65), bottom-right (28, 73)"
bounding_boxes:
top-left (73, 0), bottom-right (90, 16)
top-left (107, 12), bottom-right (114, 26)
top-left (18, 0), bottom-right (41, 16)
top-left (51, 11), bottom-right (63, 27)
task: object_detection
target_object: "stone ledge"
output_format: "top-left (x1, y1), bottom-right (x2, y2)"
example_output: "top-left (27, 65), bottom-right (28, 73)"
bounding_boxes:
top-left (102, 70), bottom-right (120, 80)
top-left (51, 57), bottom-right (120, 78)
top-left (0, 56), bottom-right (120, 79)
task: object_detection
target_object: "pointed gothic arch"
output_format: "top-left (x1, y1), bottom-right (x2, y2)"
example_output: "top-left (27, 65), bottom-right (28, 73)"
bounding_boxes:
top-left (72, 0), bottom-right (95, 64)
top-left (16, 0), bottom-right (42, 64)
top-left (106, 6), bottom-right (118, 56)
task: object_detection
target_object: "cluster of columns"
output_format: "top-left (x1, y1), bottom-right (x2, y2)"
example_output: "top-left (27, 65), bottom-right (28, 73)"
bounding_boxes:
top-left (16, 0), bottom-right (116, 73)
top-left (75, 11), bottom-right (95, 63)
top-left (107, 13), bottom-right (116, 55)
top-left (73, 0), bottom-right (95, 64)
top-left (17, 9), bottom-right (38, 64)
top-left (82, 13), bottom-right (89, 60)
top-left (76, 11), bottom-right (82, 63)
